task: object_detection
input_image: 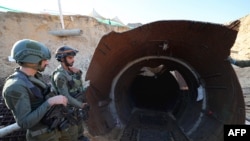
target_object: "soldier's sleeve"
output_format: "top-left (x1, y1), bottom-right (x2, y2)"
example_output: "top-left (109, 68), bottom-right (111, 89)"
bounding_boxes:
top-left (53, 73), bottom-right (82, 108)
top-left (234, 60), bottom-right (250, 68)
top-left (228, 56), bottom-right (250, 68)
top-left (3, 84), bottom-right (50, 129)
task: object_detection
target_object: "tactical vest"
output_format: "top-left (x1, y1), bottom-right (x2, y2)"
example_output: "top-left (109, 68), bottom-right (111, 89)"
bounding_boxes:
top-left (7, 70), bottom-right (77, 131)
top-left (6, 70), bottom-right (50, 111)
top-left (51, 67), bottom-right (83, 97)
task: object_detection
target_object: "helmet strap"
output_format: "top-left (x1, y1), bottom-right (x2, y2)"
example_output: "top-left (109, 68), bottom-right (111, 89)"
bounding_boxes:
top-left (19, 62), bottom-right (41, 71)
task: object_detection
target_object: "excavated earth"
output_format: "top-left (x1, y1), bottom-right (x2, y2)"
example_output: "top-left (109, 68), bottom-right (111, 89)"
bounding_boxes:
top-left (0, 11), bottom-right (250, 141)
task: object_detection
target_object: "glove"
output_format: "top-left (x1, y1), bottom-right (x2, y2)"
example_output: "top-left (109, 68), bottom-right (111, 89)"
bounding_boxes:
top-left (228, 56), bottom-right (236, 64)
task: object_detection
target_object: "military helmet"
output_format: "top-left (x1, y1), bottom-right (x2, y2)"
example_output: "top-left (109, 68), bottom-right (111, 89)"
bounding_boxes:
top-left (11, 39), bottom-right (51, 64)
top-left (55, 46), bottom-right (78, 62)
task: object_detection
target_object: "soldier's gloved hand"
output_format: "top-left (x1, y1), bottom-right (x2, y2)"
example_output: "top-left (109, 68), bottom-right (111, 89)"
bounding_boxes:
top-left (68, 66), bottom-right (81, 74)
top-left (47, 95), bottom-right (68, 106)
top-left (228, 56), bottom-right (236, 64)
top-left (82, 102), bottom-right (89, 109)
top-left (83, 80), bottom-right (90, 88)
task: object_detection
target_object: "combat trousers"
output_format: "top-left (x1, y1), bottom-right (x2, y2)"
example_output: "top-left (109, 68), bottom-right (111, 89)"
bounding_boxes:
top-left (61, 124), bottom-right (78, 141)
top-left (77, 120), bottom-right (84, 137)
top-left (26, 125), bottom-right (78, 141)
top-left (26, 128), bottom-right (61, 141)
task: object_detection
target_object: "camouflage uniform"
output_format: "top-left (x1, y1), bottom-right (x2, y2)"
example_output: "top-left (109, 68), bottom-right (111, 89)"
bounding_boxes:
top-left (2, 39), bottom-right (72, 141)
top-left (51, 65), bottom-right (87, 141)
top-left (2, 68), bottom-right (65, 141)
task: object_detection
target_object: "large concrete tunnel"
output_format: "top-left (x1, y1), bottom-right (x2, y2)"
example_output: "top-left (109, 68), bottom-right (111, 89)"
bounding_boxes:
top-left (85, 20), bottom-right (245, 141)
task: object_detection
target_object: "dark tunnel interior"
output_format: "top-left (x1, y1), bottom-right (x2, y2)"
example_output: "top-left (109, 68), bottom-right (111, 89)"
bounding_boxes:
top-left (130, 70), bottom-right (180, 111)
top-left (113, 57), bottom-right (204, 133)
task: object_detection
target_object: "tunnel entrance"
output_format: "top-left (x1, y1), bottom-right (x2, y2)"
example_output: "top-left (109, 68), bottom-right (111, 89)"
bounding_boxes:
top-left (110, 56), bottom-right (205, 138)
top-left (85, 21), bottom-right (245, 140)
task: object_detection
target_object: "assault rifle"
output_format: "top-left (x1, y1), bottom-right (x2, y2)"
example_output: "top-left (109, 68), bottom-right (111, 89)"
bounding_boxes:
top-left (71, 91), bottom-right (90, 121)
top-left (42, 104), bottom-right (77, 131)
top-left (78, 104), bottom-right (90, 121)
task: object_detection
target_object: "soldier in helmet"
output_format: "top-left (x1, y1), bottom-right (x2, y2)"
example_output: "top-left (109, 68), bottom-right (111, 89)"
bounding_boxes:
top-left (51, 45), bottom-right (90, 141)
top-left (2, 39), bottom-right (69, 141)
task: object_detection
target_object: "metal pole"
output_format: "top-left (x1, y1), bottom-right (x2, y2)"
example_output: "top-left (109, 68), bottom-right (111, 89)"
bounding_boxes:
top-left (48, 29), bottom-right (83, 36)
top-left (0, 123), bottom-right (21, 137)
top-left (58, 0), bottom-right (65, 29)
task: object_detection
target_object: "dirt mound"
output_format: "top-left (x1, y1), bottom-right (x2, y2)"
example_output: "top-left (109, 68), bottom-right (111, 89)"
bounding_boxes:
top-left (229, 14), bottom-right (250, 88)
top-left (230, 14), bottom-right (250, 60)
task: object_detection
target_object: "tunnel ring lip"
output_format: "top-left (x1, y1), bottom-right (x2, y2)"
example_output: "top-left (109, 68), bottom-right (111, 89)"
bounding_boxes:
top-left (109, 55), bottom-right (207, 134)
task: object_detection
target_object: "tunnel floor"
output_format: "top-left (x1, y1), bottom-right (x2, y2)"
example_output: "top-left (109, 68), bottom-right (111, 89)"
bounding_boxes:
top-left (120, 109), bottom-right (190, 141)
